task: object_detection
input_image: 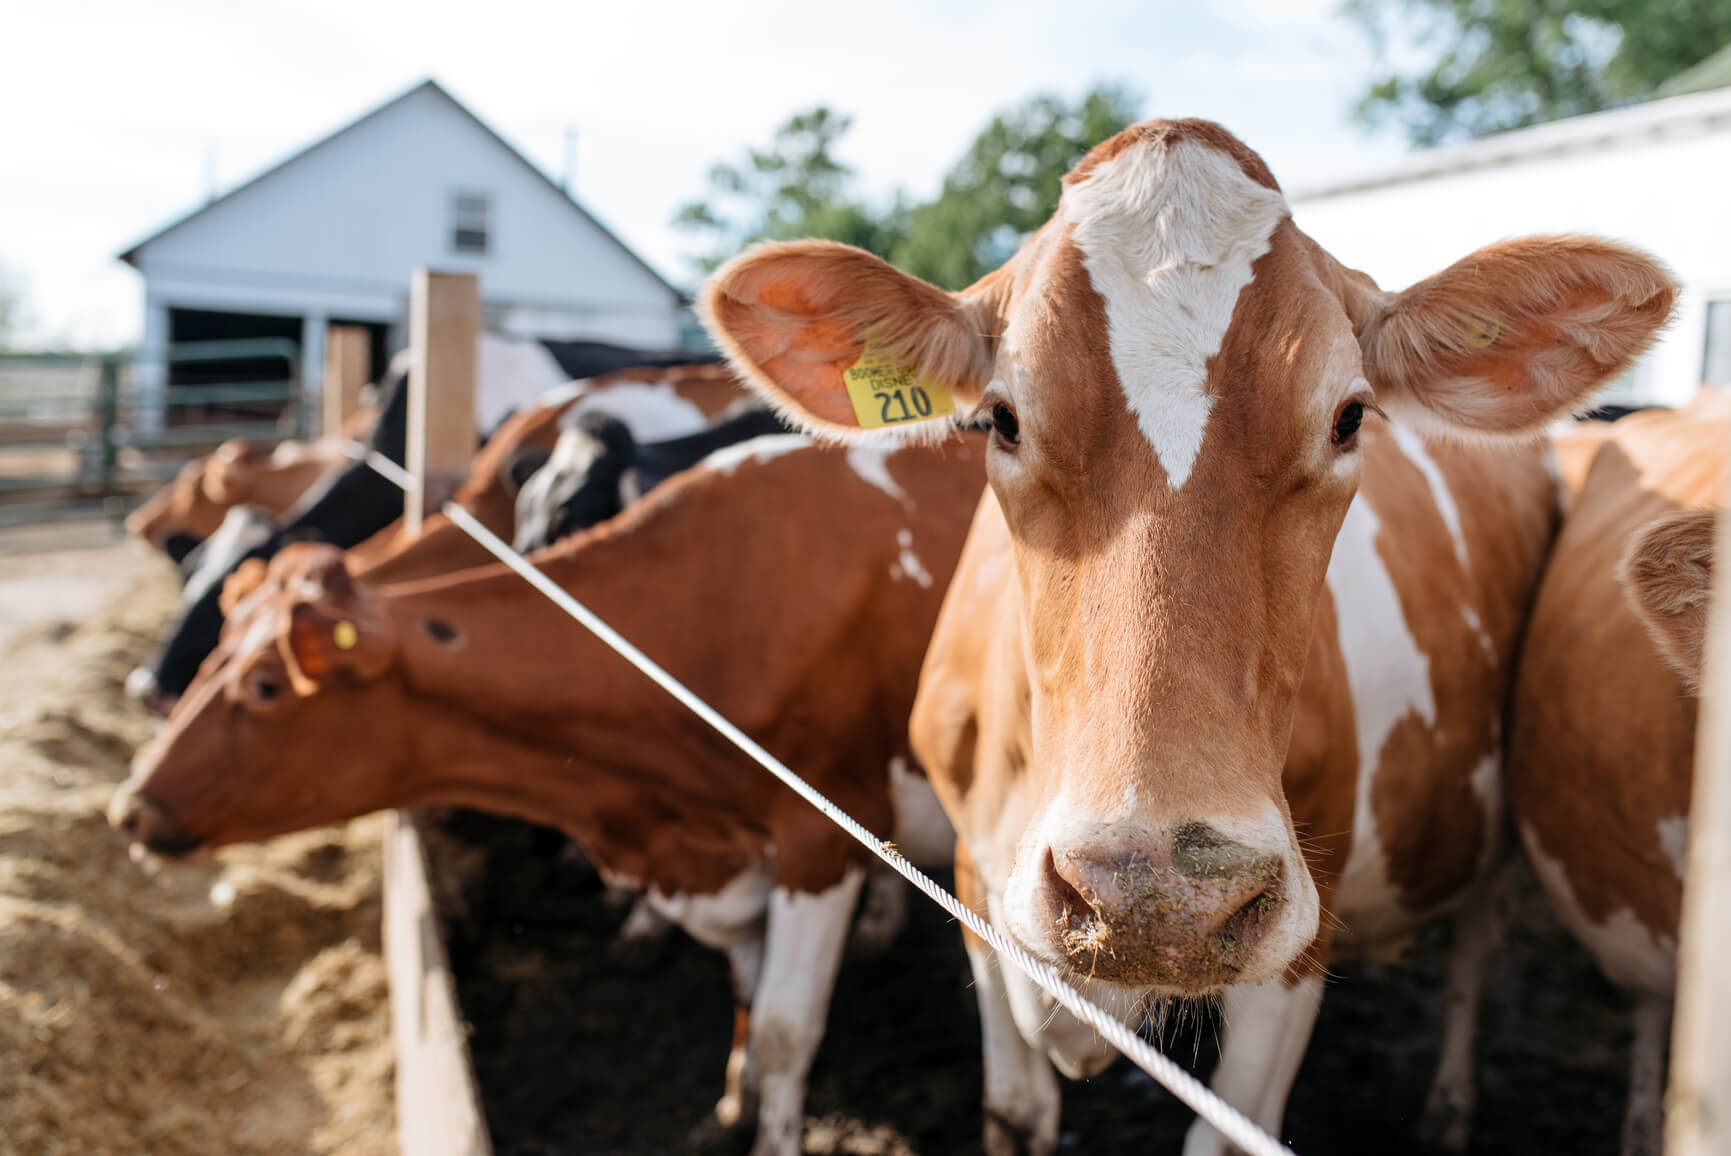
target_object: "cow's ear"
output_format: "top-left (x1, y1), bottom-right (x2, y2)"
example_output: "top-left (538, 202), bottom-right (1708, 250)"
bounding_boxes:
top-left (1620, 508), bottom-right (1719, 692)
top-left (701, 241), bottom-right (994, 440)
top-left (1343, 237), bottom-right (1677, 438)
top-left (274, 549), bottom-right (395, 694)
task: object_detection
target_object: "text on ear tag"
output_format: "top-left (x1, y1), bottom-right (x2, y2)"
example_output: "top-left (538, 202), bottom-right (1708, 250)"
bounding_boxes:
top-left (1465, 318), bottom-right (1501, 350)
top-left (842, 348), bottom-right (955, 429)
top-left (333, 621), bottom-right (359, 651)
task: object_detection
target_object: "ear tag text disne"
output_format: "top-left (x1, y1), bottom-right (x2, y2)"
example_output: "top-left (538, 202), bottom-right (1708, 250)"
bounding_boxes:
top-left (842, 347), bottom-right (955, 430)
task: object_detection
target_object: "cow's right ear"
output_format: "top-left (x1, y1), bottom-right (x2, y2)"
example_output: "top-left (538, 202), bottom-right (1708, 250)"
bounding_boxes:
top-left (1619, 507), bottom-right (1720, 691)
top-left (701, 241), bottom-right (994, 440)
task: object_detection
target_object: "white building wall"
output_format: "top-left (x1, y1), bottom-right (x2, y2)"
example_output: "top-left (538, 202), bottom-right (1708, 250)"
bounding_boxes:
top-left (131, 84), bottom-right (682, 348)
top-left (1292, 108), bottom-right (1731, 405)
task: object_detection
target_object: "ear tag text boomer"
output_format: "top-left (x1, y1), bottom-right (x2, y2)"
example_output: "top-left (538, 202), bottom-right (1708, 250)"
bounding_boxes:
top-left (842, 348), bottom-right (955, 429)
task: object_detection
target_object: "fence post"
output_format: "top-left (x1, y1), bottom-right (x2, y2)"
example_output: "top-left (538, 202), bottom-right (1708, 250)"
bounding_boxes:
top-left (1667, 497), bottom-right (1731, 1155)
top-left (323, 323), bottom-right (372, 439)
top-left (405, 270), bottom-right (479, 534)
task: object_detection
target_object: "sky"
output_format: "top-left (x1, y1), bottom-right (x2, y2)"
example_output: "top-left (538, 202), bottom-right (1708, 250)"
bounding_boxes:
top-left (3, 0), bottom-right (1412, 350)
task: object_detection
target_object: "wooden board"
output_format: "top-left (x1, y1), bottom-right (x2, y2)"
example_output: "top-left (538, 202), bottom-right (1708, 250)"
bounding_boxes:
top-left (406, 270), bottom-right (480, 532)
top-left (384, 810), bottom-right (493, 1156)
top-left (322, 324), bottom-right (372, 439)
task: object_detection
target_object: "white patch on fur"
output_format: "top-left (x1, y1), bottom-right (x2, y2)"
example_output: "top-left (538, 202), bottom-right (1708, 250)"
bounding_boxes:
top-left (1327, 495), bottom-right (1437, 935)
top-left (963, 936), bottom-right (1062, 1152)
top-left (1658, 815), bottom-right (1689, 880)
top-left (1183, 975), bottom-right (1325, 1156)
top-left (845, 444), bottom-right (909, 504)
top-left (646, 862), bottom-right (773, 951)
top-left (1062, 137), bottom-right (1288, 489)
top-left (566, 380), bottom-right (711, 442)
top-left (1522, 823), bottom-right (1676, 993)
top-left (1462, 605), bottom-right (1496, 661)
top-left (888, 529), bottom-right (934, 588)
top-left (476, 335), bottom-right (570, 432)
top-left (700, 433), bottom-right (813, 477)
top-left (887, 757), bottom-right (954, 864)
top-left (1389, 420), bottom-right (1468, 569)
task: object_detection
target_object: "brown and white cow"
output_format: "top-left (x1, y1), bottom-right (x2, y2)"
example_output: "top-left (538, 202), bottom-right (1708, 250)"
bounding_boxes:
top-left (701, 118), bottom-right (1675, 1153)
top-left (127, 424), bottom-right (369, 563)
top-left (1510, 391), bottom-right (1728, 1156)
top-left (111, 435), bottom-right (982, 1156)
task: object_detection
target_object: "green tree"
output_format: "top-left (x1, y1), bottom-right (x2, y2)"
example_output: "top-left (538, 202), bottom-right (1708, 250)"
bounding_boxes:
top-left (892, 85), bottom-right (1140, 289)
top-left (1350, 0), bottom-right (1731, 145)
top-left (673, 106), bottom-right (904, 274)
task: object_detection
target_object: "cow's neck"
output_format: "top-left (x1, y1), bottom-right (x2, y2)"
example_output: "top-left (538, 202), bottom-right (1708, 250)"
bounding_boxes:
top-left (393, 655), bottom-right (758, 894)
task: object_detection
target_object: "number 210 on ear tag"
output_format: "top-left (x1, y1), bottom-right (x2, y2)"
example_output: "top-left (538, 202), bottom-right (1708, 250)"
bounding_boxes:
top-left (842, 348), bottom-right (955, 429)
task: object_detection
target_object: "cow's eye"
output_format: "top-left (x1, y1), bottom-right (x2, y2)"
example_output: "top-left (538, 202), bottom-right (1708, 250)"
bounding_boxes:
top-left (1333, 401), bottom-right (1365, 447)
top-left (247, 670), bottom-right (281, 702)
top-left (991, 403), bottom-right (1020, 446)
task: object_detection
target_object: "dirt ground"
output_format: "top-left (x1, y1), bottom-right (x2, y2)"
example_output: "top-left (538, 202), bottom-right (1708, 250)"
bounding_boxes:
top-left (435, 810), bottom-right (1638, 1156)
top-left (0, 534), bottom-right (395, 1156)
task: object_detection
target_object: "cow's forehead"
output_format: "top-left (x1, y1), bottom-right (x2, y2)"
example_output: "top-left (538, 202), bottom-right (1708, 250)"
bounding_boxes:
top-left (994, 129), bottom-right (1309, 489)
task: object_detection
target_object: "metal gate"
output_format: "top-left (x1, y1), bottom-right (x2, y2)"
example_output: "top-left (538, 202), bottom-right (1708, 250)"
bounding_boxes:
top-left (0, 339), bottom-right (304, 529)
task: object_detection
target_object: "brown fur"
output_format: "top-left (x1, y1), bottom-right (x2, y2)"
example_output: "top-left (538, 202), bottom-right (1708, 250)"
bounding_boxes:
top-left (705, 117), bottom-right (1671, 998)
top-left (116, 438), bottom-right (985, 903)
top-left (1511, 394), bottom-right (1730, 986)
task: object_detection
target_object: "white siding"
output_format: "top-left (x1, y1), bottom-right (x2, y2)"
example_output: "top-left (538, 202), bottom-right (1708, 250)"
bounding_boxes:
top-left (1292, 95), bottom-right (1731, 406)
top-left (131, 84), bottom-right (682, 349)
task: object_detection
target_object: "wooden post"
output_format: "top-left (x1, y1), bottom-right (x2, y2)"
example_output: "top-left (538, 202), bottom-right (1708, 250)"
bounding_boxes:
top-left (322, 323), bottom-right (372, 439)
top-left (405, 270), bottom-right (480, 533)
top-left (384, 811), bottom-right (493, 1156)
top-left (1667, 496), bottom-right (1731, 1155)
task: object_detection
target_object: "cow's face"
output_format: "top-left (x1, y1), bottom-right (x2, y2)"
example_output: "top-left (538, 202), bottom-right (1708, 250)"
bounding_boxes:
top-left (126, 456), bottom-right (230, 560)
top-left (704, 119), bottom-right (1675, 993)
top-left (110, 546), bottom-right (409, 856)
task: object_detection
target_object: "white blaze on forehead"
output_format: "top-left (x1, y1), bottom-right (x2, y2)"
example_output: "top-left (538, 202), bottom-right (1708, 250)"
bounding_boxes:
top-left (1062, 137), bottom-right (1288, 489)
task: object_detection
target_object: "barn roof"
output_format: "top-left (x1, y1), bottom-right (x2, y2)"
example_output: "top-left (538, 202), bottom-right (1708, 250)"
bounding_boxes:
top-left (118, 78), bottom-right (686, 302)
top-left (1292, 82), bottom-right (1731, 203)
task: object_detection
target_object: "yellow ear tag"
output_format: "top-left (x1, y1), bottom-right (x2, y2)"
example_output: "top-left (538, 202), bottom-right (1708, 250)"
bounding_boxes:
top-left (841, 347), bottom-right (955, 430)
top-left (1465, 319), bottom-right (1501, 350)
top-left (332, 621), bottom-right (358, 651)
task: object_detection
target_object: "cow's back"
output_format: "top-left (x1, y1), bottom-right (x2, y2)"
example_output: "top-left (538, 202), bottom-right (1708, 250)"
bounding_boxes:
top-left (1509, 397), bottom-right (1729, 993)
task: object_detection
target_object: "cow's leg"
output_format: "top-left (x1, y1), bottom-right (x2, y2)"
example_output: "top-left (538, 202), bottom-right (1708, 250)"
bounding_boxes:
top-left (1181, 974), bottom-right (1324, 1156)
top-left (849, 866), bottom-right (908, 956)
top-left (965, 937), bottom-right (1061, 1156)
top-left (1417, 871), bottom-right (1510, 1151)
top-left (715, 936), bottom-right (766, 1130)
top-left (746, 865), bottom-right (864, 1156)
top-left (1621, 990), bottom-right (1671, 1156)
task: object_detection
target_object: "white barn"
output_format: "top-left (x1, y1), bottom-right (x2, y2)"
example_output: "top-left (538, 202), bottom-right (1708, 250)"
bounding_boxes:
top-left (1291, 84), bottom-right (1731, 407)
top-left (120, 78), bottom-right (689, 419)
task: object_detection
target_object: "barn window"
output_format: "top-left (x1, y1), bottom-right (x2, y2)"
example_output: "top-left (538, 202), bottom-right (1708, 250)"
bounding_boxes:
top-left (1704, 299), bottom-right (1731, 387)
top-left (450, 191), bottom-right (490, 255)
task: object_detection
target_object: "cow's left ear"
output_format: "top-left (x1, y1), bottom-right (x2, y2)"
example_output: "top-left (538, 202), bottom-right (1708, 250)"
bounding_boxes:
top-left (274, 549), bottom-right (395, 694)
top-left (1341, 237), bottom-right (1677, 437)
top-left (701, 241), bottom-right (995, 441)
top-left (1620, 507), bottom-right (1720, 692)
